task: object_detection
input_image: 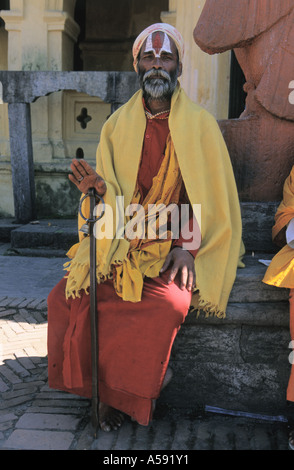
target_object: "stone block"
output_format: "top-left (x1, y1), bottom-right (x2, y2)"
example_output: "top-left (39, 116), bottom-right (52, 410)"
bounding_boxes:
top-left (241, 202), bottom-right (279, 253)
top-left (163, 360), bottom-right (290, 414)
top-left (10, 219), bottom-right (78, 250)
top-left (165, 285), bottom-right (291, 414)
top-left (0, 219), bottom-right (22, 242)
top-left (4, 429), bottom-right (74, 450)
top-left (15, 412), bottom-right (80, 431)
top-left (0, 71), bottom-right (139, 106)
top-left (229, 259), bottom-right (289, 303)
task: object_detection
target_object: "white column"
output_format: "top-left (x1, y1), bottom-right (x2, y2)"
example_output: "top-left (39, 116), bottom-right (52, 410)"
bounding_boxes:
top-left (44, 3), bottom-right (80, 71)
top-left (1, 0), bottom-right (79, 71)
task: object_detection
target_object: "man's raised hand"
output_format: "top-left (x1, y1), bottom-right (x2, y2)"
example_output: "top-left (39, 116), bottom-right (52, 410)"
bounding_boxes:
top-left (68, 159), bottom-right (107, 196)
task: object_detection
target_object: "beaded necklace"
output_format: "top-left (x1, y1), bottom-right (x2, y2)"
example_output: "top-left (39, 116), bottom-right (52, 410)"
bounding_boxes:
top-left (145, 109), bottom-right (170, 120)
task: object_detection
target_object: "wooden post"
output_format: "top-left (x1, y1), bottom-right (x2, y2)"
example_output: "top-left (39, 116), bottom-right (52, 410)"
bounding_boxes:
top-left (8, 102), bottom-right (36, 223)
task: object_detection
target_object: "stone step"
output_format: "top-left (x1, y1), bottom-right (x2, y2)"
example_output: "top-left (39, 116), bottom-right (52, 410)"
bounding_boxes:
top-left (231, 254), bottom-right (288, 303)
top-left (10, 219), bottom-right (78, 249)
top-left (0, 219), bottom-right (78, 257)
top-left (0, 219), bottom-right (22, 242)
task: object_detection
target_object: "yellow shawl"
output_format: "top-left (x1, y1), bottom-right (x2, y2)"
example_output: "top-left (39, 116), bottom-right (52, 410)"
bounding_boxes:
top-left (263, 165), bottom-right (294, 288)
top-left (64, 83), bottom-right (243, 318)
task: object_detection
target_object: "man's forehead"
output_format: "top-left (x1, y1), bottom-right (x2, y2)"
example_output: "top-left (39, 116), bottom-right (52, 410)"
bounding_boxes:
top-left (142, 31), bottom-right (176, 56)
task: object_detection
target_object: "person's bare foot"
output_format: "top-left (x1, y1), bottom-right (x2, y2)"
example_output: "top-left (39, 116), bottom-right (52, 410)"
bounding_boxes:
top-left (99, 402), bottom-right (125, 432)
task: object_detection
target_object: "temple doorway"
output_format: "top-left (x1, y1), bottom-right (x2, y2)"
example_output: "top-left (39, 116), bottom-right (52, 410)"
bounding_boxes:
top-left (73, 0), bottom-right (169, 71)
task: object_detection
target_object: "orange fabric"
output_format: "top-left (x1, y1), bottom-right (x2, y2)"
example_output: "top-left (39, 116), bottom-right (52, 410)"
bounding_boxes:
top-left (47, 270), bottom-right (192, 425)
top-left (263, 167), bottom-right (294, 404)
top-left (137, 107), bottom-right (169, 200)
top-left (272, 166), bottom-right (294, 243)
top-left (288, 289), bottom-right (294, 403)
top-left (138, 107), bottom-right (197, 257)
top-left (263, 165), bottom-right (294, 288)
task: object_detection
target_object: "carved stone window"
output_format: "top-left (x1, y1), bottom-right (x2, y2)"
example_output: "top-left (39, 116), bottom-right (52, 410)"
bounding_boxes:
top-left (76, 107), bottom-right (92, 129)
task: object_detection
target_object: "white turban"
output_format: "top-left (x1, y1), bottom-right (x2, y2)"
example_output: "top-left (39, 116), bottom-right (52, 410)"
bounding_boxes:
top-left (132, 23), bottom-right (185, 72)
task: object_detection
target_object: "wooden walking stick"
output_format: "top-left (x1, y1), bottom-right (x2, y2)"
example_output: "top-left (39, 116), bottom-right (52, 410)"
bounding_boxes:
top-left (79, 188), bottom-right (105, 435)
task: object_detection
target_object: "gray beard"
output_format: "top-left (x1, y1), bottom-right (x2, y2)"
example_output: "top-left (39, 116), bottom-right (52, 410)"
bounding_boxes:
top-left (140, 68), bottom-right (178, 101)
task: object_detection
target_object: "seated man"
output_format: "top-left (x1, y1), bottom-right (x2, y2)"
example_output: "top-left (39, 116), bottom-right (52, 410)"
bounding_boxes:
top-left (47, 23), bottom-right (243, 432)
top-left (263, 165), bottom-right (294, 450)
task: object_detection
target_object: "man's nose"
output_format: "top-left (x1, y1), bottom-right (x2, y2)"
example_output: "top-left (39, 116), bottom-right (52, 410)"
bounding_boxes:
top-left (152, 57), bottom-right (163, 69)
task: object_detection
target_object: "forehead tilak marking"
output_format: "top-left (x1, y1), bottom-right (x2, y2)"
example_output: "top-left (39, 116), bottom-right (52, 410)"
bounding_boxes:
top-left (144, 32), bottom-right (172, 57)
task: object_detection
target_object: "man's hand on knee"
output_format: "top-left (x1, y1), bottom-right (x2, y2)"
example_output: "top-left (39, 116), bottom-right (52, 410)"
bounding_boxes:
top-left (160, 247), bottom-right (196, 291)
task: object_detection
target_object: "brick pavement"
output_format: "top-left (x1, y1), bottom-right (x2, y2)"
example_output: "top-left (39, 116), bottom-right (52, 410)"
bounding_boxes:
top-left (0, 295), bottom-right (90, 450)
top-left (0, 294), bottom-right (290, 451)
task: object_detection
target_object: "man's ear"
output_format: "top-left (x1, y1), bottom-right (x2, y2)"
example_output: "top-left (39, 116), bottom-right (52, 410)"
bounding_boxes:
top-left (178, 62), bottom-right (183, 78)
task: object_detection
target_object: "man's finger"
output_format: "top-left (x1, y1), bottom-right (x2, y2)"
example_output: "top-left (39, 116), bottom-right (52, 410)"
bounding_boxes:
top-left (187, 269), bottom-right (194, 292)
top-left (180, 265), bottom-right (188, 290)
top-left (71, 159), bottom-right (96, 178)
top-left (70, 162), bottom-right (86, 181)
top-left (167, 266), bottom-right (179, 284)
top-left (77, 159), bottom-right (96, 175)
top-left (68, 173), bottom-right (80, 187)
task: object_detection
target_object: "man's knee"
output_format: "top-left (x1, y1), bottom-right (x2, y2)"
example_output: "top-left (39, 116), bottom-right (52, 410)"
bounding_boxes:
top-left (165, 287), bottom-right (191, 323)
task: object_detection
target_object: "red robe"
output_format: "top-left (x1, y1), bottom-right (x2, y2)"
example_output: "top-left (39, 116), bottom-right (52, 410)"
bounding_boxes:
top-left (47, 109), bottom-right (198, 425)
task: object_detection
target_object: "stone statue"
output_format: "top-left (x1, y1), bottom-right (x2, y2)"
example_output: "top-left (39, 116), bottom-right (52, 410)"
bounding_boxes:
top-left (194, 0), bottom-right (294, 201)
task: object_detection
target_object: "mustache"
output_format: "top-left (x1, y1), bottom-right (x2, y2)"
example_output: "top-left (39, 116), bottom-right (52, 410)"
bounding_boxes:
top-left (142, 68), bottom-right (171, 83)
